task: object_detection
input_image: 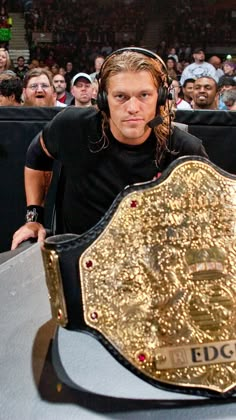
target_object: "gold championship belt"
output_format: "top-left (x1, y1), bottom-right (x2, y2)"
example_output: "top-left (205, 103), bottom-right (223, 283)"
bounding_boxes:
top-left (42, 156), bottom-right (236, 398)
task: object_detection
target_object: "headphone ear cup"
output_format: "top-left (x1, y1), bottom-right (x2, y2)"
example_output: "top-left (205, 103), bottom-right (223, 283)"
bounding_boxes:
top-left (157, 86), bottom-right (168, 106)
top-left (97, 90), bottom-right (109, 114)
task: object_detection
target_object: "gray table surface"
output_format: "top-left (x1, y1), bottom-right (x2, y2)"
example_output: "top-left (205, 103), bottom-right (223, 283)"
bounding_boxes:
top-left (0, 244), bottom-right (236, 420)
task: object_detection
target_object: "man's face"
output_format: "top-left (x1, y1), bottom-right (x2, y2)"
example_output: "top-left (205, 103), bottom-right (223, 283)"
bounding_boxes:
top-left (71, 77), bottom-right (93, 106)
top-left (220, 84), bottom-right (234, 93)
top-left (53, 75), bottom-right (66, 95)
top-left (17, 58), bottom-right (25, 67)
top-left (194, 51), bottom-right (205, 63)
top-left (0, 94), bottom-right (15, 106)
top-left (95, 57), bottom-right (104, 72)
top-left (107, 70), bottom-right (158, 145)
top-left (171, 80), bottom-right (180, 101)
top-left (182, 82), bottom-right (194, 101)
top-left (192, 77), bottom-right (218, 109)
top-left (66, 62), bottom-right (73, 72)
top-left (23, 75), bottom-right (55, 106)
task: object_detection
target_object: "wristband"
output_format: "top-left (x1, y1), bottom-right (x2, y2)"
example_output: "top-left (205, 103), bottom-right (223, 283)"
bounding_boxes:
top-left (25, 205), bottom-right (44, 224)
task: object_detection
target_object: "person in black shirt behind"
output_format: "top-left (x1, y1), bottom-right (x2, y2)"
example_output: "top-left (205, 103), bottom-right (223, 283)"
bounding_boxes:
top-left (11, 47), bottom-right (208, 249)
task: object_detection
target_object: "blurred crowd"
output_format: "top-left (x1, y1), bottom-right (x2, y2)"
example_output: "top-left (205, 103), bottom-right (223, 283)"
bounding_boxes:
top-left (0, 0), bottom-right (235, 111)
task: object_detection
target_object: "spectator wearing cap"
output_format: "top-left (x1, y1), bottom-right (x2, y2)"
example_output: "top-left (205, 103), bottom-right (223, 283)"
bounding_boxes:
top-left (218, 76), bottom-right (236, 110)
top-left (70, 72), bottom-right (93, 107)
top-left (222, 89), bottom-right (236, 111)
top-left (180, 48), bottom-right (217, 86)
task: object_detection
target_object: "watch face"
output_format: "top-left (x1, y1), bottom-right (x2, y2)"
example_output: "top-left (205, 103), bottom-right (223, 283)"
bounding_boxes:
top-left (26, 208), bottom-right (37, 222)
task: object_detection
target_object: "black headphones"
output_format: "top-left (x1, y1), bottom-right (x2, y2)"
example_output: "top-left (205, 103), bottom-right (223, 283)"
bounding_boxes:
top-left (96, 47), bottom-right (171, 115)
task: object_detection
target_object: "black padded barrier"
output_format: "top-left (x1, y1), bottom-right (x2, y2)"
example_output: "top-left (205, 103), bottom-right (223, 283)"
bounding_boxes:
top-left (0, 107), bottom-right (61, 252)
top-left (0, 107), bottom-right (236, 253)
top-left (175, 110), bottom-right (236, 175)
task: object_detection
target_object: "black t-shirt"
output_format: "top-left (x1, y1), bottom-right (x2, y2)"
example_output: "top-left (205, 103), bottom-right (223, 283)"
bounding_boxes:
top-left (42, 107), bottom-right (207, 234)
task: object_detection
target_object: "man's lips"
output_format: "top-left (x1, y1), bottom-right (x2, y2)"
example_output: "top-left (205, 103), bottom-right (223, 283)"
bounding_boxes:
top-left (123, 118), bottom-right (144, 123)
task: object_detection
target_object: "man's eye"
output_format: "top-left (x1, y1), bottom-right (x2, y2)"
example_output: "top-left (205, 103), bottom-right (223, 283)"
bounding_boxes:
top-left (116, 94), bottom-right (125, 100)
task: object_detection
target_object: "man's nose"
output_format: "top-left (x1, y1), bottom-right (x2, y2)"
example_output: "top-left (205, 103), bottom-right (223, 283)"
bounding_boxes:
top-left (35, 85), bottom-right (44, 92)
top-left (127, 97), bottom-right (139, 112)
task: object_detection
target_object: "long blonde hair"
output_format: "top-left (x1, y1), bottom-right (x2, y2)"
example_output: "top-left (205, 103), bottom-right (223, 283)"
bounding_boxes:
top-left (0, 48), bottom-right (11, 71)
top-left (98, 49), bottom-right (173, 163)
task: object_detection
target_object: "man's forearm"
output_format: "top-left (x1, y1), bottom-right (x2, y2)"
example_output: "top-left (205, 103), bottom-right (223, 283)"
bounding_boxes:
top-left (25, 167), bottom-right (52, 207)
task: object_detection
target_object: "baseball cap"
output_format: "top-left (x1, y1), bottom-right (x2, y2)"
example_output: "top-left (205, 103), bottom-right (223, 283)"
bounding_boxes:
top-left (71, 72), bottom-right (92, 86)
top-left (193, 47), bottom-right (204, 54)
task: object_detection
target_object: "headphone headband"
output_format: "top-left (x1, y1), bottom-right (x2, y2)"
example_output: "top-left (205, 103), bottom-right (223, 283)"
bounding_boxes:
top-left (97, 46), bottom-right (171, 114)
top-left (98, 47), bottom-right (169, 80)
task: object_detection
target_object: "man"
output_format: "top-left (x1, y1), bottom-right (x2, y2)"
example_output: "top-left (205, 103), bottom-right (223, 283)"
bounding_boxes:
top-left (208, 55), bottom-right (224, 80)
top-left (222, 89), bottom-right (236, 111)
top-left (52, 73), bottom-right (73, 105)
top-left (218, 76), bottom-right (236, 110)
top-left (64, 61), bottom-right (76, 92)
top-left (181, 78), bottom-right (195, 106)
top-left (11, 48), bottom-right (207, 249)
top-left (14, 56), bottom-right (28, 80)
top-left (70, 72), bottom-right (93, 107)
top-left (22, 68), bottom-right (56, 107)
top-left (180, 48), bottom-right (217, 86)
top-left (192, 77), bottom-right (218, 110)
top-left (0, 78), bottom-right (23, 106)
top-left (170, 79), bottom-right (192, 110)
top-left (90, 55), bottom-right (105, 82)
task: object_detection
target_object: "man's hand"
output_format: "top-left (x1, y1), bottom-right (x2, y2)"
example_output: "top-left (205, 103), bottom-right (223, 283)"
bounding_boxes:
top-left (11, 222), bottom-right (47, 250)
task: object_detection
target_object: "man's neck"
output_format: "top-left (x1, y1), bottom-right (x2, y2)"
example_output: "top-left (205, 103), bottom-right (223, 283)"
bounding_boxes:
top-left (57, 92), bottom-right (66, 101)
top-left (75, 100), bottom-right (92, 107)
top-left (192, 104), bottom-right (216, 110)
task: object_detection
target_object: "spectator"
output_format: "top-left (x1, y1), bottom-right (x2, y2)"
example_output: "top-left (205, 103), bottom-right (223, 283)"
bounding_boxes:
top-left (181, 78), bottom-right (195, 106)
top-left (59, 66), bottom-right (66, 76)
top-left (168, 47), bottom-right (179, 63)
top-left (51, 63), bottom-right (59, 76)
top-left (22, 68), bottom-right (56, 107)
top-left (170, 79), bottom-right (192, 110)
top-left (0, 47), bottom-right (11, 73)
top-left (192, 76), bottom-right (218, 110)
top-left (90, 55), bottom-right (105, 82)
top-left (222, 89), bottom-right (236, 111)
top-left (0, 78), bottom-right (23, 106)
top-left (52, 73), bottom-right (73, 105)
top-left (218, 76), bottom-right (236, 110)
top-left (222, 60), bottom-right (236, 81)
top-left (70, 72), bottom-right (93, 107)
top-left (14, 56), bottom-right (28, 80)
top-left (166, 57), bottom-right (178, 80)
top-left (28, 59), bottom-right (39, 69)
top-left (218, 75), bottom-right (236, 93)
top-left (208, 55), bottom-right (224, 80)
top-left (0, 69), bottom-right (17, 81)
top-left (64, 61), bottom-right (76, 92)
top-left (180, 48), bottom-right (217, 86)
